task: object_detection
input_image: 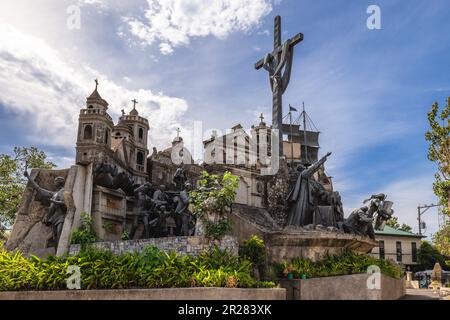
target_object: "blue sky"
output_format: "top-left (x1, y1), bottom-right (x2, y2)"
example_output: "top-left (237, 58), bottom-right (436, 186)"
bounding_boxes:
top-left (0, 0), bottom-right (449, 238)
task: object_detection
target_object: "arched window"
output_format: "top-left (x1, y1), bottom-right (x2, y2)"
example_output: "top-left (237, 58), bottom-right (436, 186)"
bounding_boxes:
top-left (83, 125), bottom-right (93, 140)
top-left (137, 151), bottom-right (144, 165)
top-left (138, 128), bottom-right (144, 140)
top-left (105, 129), bottom-right (109, 145)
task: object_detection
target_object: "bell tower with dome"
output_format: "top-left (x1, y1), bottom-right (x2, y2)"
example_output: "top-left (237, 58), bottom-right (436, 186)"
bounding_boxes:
top-left (113, 99), bottom-right (149, 181)
top-left (76, 79), bottom-right (114, 165)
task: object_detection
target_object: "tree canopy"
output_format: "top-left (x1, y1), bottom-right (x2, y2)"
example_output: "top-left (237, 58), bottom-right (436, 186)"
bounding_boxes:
top-left (418, 241), bottom-right (448, 271)
top-left (386, 216), bottom-right (413, 232)
top-left (425, 98), bottom-right (450, 215)
top-left (0, 147), bottom-right (56, 239)
top-left (433, 221), bottom-right (450, 258)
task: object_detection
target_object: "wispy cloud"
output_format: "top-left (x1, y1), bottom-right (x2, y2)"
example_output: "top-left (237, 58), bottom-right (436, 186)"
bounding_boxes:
top-left (123, 0), bottom-right (273, 54)
top-left (0, 23), bottom-right (189, 151)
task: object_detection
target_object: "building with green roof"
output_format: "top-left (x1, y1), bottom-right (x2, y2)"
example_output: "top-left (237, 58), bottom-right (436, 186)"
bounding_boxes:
top-left (370, 226), bottom-right (424, 270)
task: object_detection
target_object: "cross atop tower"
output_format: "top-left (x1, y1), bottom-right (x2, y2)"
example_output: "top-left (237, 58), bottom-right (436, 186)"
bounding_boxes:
top-left (131, 99), bottom-right (138, 108)
top-left (259, 113), bottom-right (265, 123)
top-left (95, 79), bottom-right (98, 90)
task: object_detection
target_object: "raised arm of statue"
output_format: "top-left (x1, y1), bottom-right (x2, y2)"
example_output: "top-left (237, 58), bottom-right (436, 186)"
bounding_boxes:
top-left (24, 170), bottom-right (54, 199)
top-left (134, 182), bottom-right (149, 194)
top-left (303, 152), bottom-right (332, 177)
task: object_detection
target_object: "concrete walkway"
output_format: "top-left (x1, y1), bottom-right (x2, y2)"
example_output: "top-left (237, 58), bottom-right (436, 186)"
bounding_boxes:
top-left (400, 289), bottom-right (440, 300)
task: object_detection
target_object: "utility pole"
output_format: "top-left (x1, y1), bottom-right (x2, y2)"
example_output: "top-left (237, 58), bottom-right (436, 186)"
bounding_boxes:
top-left (417, 203), bottom-right (442, 236)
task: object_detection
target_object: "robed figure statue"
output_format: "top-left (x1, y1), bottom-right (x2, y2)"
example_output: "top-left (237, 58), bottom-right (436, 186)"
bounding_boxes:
top-left (287, 152), bottom-right (332, 227)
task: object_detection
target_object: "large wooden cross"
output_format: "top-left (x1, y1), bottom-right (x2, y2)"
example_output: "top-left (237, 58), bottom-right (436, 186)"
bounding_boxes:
top-left (255, 15), bottom-right (303, 157)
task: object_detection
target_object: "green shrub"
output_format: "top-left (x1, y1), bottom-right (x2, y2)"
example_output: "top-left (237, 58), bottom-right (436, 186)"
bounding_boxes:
top-left (239, 235), bottom-right (266, 268)
top-left (70, 212), bottom-right (97, 250)
top-left (0, 244), bottom-right (274, 291)
top-left (275, 250), bottom-right (402, 280)
top-left (121, 230), bottom-right (130, 241)
top-left (204, 217), bottom-right (233, 239)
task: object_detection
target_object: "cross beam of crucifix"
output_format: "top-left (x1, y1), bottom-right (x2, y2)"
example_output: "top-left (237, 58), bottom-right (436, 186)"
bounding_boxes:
top-left (131, 99), bottom-right (138, 108)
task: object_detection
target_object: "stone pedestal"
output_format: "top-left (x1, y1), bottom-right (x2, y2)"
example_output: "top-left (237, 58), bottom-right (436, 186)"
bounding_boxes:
top-left (91, 186), bottom-right (127, 241)
top-left (266, 230), bottom-right (377, 263)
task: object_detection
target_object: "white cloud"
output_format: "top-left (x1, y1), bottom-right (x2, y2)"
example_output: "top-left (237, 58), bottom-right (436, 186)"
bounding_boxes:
top-left (124, 0), bottom-right (273, 54)
top-left (0, 22), bottom-right (189, 152)
top-left (159, 43), bottom-right (174, 55)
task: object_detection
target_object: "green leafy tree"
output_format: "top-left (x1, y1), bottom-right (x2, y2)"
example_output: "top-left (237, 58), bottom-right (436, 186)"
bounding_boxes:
top-left (386, 216), bottom-right (413, 232)
top-left (425, 98), bottom-right (450, 215)
top-left (417, 241), bottom-right (447, 271)
top-left (433, 221), bottom-right (450, 257)
top-left (190, 171), bottom-right (239, 239)
top-left (0, 147), bottom-right (56, 239)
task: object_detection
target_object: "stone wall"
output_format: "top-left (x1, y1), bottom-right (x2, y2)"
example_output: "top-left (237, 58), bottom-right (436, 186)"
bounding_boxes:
top-left (69, 235), bottom-right (239, 257)
top-left (279, 274), bottom-right (405, 300)
top-left (0, 287), bottom-right (286, 300)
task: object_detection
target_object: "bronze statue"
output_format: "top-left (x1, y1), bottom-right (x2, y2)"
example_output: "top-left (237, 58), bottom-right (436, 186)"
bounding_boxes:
top-left (342, 194), bottom-right (394, 239)
top-left (172, 182), bottom-right (195, 236)
top-left (129, 182), bottom-right (153, 239)
top-left (173, 164), bottom-right (187, 191)
top-left (287, 152), bottom-right (332, 226)
top-left (24, 170), bottom-right (66, 248)
top-left (342, 206), bottom-right (375, 239)
top-left (93, 160), bottom-right (136, 196)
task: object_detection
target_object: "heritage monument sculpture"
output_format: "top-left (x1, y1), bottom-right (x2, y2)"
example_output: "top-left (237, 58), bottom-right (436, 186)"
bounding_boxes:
top-left (6, 16), bottom-right (395, 263)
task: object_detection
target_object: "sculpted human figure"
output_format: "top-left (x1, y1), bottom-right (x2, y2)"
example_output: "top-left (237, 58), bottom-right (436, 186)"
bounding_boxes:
top-left (150, 185), bottom-right (170, 236)
top-left (287, 152), bottom-right (332, 226)
top-left (129, 182), bottom-right (153, 239)
top-left (24, 170), bottom-right (66, 248)
top-left (172, 182), bottom-right (194, 236)
top-left (342, 206), bottom-right (375, 239)
top-left (363, 193), bottom-right (393, 230)
top-left (173, 164), bottom-right (187, 191)
top-left (342, 193), bottom-right (394, 239)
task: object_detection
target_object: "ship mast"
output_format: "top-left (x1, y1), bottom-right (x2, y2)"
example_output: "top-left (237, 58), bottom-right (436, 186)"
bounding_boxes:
top-left (302, 102), bottom-right (308, 165)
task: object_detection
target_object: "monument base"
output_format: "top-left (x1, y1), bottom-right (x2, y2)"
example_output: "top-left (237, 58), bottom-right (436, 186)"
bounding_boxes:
top-left (228, 204), bottom-right (377, 263)
top-left (266, 230), bottom-right (377, 263)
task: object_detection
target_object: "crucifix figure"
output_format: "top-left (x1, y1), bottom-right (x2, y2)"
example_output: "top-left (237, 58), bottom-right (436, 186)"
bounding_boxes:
top-left (131, 99), bottom-right (138, 108)
top-left (255, 15), bottom-right (303, 157)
